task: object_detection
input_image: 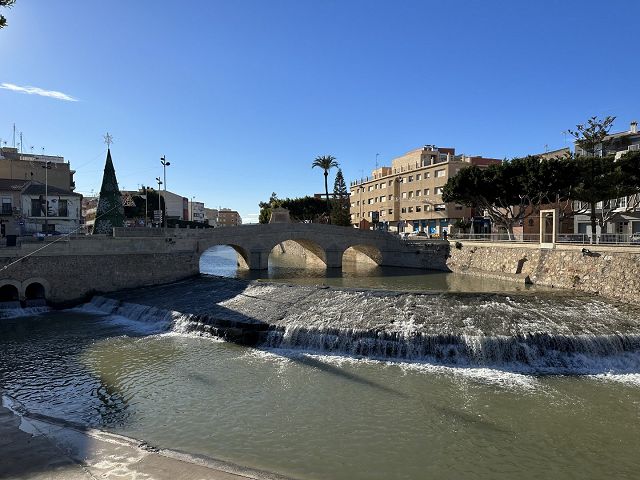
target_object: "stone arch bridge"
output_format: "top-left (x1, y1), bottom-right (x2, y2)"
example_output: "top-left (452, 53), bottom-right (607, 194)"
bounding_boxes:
top-left (0, 224), bottom-right (448, 305)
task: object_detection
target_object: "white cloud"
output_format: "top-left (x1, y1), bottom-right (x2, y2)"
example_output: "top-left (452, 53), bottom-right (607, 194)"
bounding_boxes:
top-left (0, 82), bottom-right (78, 102)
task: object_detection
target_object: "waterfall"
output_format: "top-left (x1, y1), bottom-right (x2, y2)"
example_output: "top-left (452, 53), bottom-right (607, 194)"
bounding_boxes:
top-left (84, 278), bottom-right (640, 374)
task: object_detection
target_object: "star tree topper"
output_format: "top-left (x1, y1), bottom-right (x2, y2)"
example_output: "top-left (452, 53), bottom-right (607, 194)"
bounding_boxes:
top-left (103, 132), bottom-right (114, 148)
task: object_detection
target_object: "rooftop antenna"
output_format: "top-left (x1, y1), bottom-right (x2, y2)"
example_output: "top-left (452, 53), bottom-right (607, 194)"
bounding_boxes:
top-left (19, 132), bottom-right (23, 153)
top-left (375, 153), bottom-right (379, 169)
top-left (13, 123), bottom-right (16, 148)
top-left (544, 144), bottom-right (549, 153)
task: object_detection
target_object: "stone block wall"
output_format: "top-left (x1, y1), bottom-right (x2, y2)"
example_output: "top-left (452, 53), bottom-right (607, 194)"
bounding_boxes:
top-left (447, 242), bottom-right (640, 304)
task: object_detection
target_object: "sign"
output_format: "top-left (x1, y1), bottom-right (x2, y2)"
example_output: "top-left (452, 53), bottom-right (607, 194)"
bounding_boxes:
top-left (153, 210), bottom-right (163, 222)
top-left (371, 211), bottom-right (380, 224)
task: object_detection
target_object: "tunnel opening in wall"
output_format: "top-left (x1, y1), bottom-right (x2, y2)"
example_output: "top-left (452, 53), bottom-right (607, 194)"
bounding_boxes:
top-left (24, 282), bottom-right (47, 307)
top-left (268, 239), bottom-right (327, 270)
top-left (199, 244), bottom-right (250, 277)
top-left (0, 283), bottom-right (21, 309)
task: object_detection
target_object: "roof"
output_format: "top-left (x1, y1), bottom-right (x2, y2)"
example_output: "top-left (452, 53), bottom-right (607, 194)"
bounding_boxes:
top-left (22, 182), bottom-right (81, 197)
top-left (0, 179), bottom-right (28, 191)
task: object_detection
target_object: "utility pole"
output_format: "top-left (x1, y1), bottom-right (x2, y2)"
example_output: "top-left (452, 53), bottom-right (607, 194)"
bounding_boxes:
top-left (155, 177), bottom-right (163, 227)
top-left (160, 156), bottom-right (170, 230)
top-left (144, 186), bottom-right (149, 227)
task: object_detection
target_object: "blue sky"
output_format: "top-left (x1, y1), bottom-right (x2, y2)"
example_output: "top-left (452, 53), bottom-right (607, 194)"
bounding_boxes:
top-left (1, 0), bottom-right (638, 222)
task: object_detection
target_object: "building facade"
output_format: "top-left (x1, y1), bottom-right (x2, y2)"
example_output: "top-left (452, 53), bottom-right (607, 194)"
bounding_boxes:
top-left (573, 121), bottom-right (640, 240)
top-left (0, 147), bottom-right (76, 191)
top-left (349, 145), bottom-right (501, 235)
top-left (218, 208), bottom-right (242, 227)
top-left (204, 208), bottom-right (219, 226)
top-left (188, 201), bottom-right (206, 223)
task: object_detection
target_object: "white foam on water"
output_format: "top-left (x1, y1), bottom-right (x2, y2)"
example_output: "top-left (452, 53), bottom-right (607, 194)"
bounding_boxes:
top-left (0, 306), bottom-right (50, 319)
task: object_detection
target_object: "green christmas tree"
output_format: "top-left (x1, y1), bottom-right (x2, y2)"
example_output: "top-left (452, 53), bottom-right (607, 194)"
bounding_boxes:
top-left (331, 168), bottom-right (351, 226)
top-left (93, 148), bottom-right (125, 234)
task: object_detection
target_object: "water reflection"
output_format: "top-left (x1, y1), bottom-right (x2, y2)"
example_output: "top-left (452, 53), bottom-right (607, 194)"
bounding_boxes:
top-left (199, 245), bottom-right (542, 293)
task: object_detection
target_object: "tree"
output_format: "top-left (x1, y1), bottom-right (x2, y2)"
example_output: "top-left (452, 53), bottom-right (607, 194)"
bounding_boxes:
top-left (312, 155), bottom-right (339, 224)
top-left (569, 151), bottom-right (640, 239)
top-left (442, 156), bottom-right (562, 238)
top-left (331, 169), bottom-right (351, 226)
top-left (567, 116), bottom-right (625, 240)
top-left (93, 149), bottom-right (125, 234)
top-left (0, 0), bottom-right (16, 29)
top-left (258, 193), bottom-right (330, 224)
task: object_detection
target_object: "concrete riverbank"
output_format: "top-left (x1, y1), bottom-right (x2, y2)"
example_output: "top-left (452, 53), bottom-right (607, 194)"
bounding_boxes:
top-left (0, 394), bottom-right (290, 480)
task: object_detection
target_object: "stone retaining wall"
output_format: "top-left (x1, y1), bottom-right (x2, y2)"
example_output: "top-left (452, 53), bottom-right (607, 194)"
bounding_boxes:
top-left (447, 241), bottom-right (640, 304)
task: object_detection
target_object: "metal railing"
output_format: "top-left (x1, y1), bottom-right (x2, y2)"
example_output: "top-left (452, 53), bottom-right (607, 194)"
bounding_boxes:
top-left (447, 233), bottom-right (640, 246)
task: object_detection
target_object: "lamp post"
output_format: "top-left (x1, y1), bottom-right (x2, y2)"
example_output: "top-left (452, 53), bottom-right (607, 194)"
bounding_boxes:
top-left (144, 185), bottom-right (150, 227)
top-left (42, 161), bottom-right (52, 233)
top-left (155, 177), bottom-right (163, 228)
top-left (160, 156), bottom-right (170, 229)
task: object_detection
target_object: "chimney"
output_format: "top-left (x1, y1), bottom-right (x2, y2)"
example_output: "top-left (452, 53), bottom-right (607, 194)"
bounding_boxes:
top-left (631, 121), bottom-right (638, 134)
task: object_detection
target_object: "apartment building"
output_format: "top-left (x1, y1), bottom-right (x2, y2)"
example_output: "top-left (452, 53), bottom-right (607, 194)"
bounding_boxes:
top-left (349, 145), bottom-right (501, 234)
top-left (218, 208), bottom-right (242, 227)
top-left (204, 208), bottom-right (219, 227)
top-left (188, 201), bottom-right (205, 223)
top-left (0, 147), bottom-right (76, 191)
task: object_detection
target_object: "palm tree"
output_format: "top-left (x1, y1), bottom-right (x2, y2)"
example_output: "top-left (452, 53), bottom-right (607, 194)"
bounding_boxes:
top-left (312, 155), bottom-right (339, 223)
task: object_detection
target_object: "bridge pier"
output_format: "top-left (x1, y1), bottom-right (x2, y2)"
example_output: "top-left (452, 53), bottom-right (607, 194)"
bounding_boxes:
top-left (248, 250), bottom-right (270, 270)
top-left (324, 250), bottom-right (344, 269)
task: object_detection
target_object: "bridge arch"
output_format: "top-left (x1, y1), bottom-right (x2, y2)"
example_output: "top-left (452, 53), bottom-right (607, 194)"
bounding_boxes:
top-left (22, 277), bottom-right (50, 304)
top-left (0, 281), bottom-right (20, 304)
top-left (268, 238), bottom-right (327, 268)
top-left (342, 244), bottom-right (383, 266)
top-left (199, 244), bottom-right (250, 274)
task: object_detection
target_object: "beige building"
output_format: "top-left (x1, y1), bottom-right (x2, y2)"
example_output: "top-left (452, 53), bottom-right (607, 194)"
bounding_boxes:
top-left (349, 145), bottom-right (501, 235)
top-left (0, 147), bottom-right (76, 191)
top-left (218, 208), bottom-right (242, 227)
top-left (204, 208), bottom-right (219, 226)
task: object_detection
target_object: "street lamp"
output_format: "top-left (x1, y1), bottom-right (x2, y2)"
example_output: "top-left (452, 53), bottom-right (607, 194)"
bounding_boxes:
top-left (155, 177), bottom-right (163, 227)
top-left (42, 161), bottom-right (52, 233)
top-left (143, 185), bottom-right (150, 227)
top-left (160, 156), bottom-right (170, 229)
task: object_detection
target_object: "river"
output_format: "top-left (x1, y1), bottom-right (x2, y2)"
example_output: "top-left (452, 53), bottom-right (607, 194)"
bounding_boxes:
top-left (0, 246), bottom-right (639, 479)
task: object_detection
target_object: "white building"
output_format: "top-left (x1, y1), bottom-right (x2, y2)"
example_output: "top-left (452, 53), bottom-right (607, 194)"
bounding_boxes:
top-left (188, 201), bottom-right (206, 223)
top-left (20, 182), bottom-right (82, 234)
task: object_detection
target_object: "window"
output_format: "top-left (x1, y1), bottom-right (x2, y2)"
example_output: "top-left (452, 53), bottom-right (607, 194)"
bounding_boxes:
top-left (435, 169), bottom-right (446, 178)
top-left (388, 180), bottom-right (393, 186)
top-left (408, 176), bottom-right (413, 182)
top-left (455, 205), bottom-right (463, 210)
top-left (401, 208), bottom-right (406, 213)
top-left (388, 209), bottom-right (393, 214)
top-left (388, 195), bottom-right (393, 201)
top-left (425, 205), bottom-right (431, 211)
top-left (381, 183), bottom-right (386, 189)
top-left (424, 189), bottom-right (430, 196)
top-left (402, 192), bottom-right (407, 199)
top-left (416, 190), bottom-right (421, 196)
top-left (31, 199), bottom-right (42, 217)
top-left (416, 174), bottom-right (422, 181)
top-left (1, 197), bottom-right (12, 215)
top-left (426, 172), bottom-right (431, 178)
top-left (408, 207), bottom-right (413, 213)
top-left (435, 187), bottom-right (444, 195)
top-left (399, 177), bottom-right (404, 183)
top-left (368, 198), bottom-right (373, 204)
top-left (381, 210), bottom-right (386, 217)
top-left (375, 184), bottom-right (379, 189)
top-left (368, 186), bottom-right (373, 191)
top-left (416, 206), bottom-right (421, 212)
top-left (58, 200), bottom-right (68, 217)
top-left (408, 191), bottom-right (414, 198)
top-left (434, 204), bottom-right (446, 211)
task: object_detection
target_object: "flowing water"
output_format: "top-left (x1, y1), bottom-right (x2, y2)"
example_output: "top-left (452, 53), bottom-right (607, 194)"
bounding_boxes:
top-left (1, 246), bottom-right (639, 479)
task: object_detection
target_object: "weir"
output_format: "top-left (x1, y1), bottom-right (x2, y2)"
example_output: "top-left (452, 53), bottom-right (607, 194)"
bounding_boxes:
top-left (88, 277), bottom-right (640, 375)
